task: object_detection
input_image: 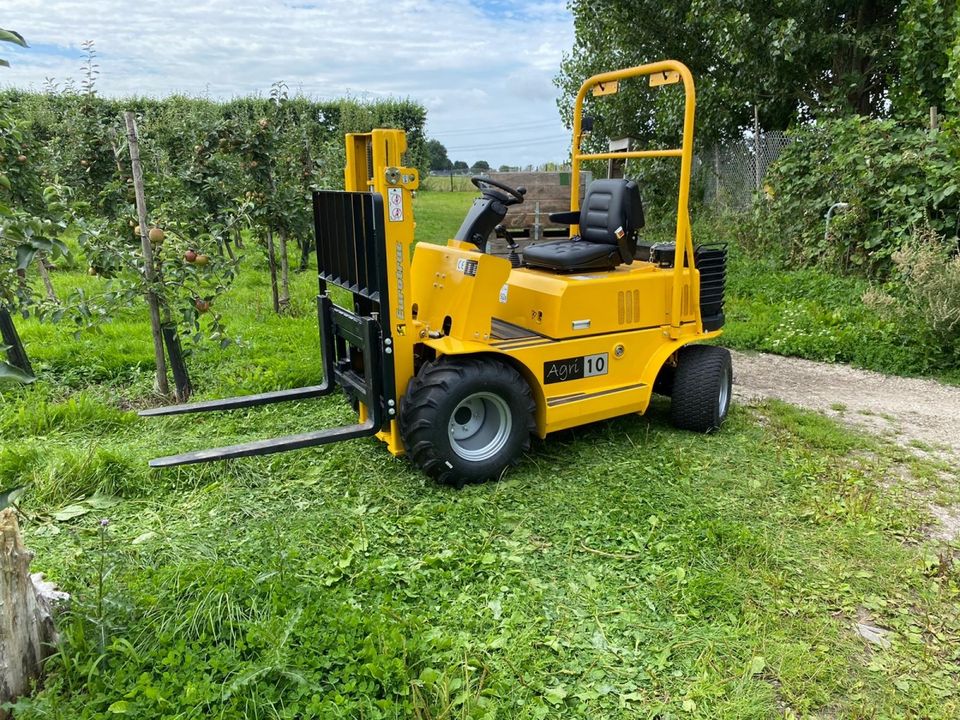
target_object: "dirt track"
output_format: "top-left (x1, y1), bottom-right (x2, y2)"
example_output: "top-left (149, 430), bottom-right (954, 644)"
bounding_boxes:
top-left (730, 350), bottom-right (960, 461)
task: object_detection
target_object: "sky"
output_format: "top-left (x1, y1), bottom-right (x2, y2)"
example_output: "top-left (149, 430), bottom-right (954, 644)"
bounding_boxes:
top-left (2, 0), bottom-right (575, 168)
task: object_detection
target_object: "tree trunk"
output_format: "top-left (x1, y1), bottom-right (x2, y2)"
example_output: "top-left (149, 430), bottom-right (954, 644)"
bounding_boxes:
top-left (0, 510), bottom-right (67, 714)
top-left (35, 254), bottom-right (58, 303)
top-left (265, 230), bottom-right (280, 314)
top-left (277, 228), bottom-right (291, 311)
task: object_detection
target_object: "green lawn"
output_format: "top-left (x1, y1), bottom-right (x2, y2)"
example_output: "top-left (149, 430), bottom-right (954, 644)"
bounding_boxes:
top-left (3, 192), bottom-right (959, 718)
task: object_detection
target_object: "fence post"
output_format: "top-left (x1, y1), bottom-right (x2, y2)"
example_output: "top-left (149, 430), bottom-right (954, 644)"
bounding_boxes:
top-left (753, 105), bottom-right (762, 191)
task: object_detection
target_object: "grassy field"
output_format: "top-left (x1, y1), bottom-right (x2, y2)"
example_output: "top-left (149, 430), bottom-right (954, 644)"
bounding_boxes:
top-left (3, 192), bottom-right (960, 718)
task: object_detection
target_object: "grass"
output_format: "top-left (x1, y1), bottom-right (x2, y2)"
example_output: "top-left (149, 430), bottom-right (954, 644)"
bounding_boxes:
top-left (3, 192), bottom-right (960, 718)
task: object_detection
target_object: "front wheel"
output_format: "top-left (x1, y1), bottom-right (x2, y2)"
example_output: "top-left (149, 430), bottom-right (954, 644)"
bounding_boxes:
top-left (399, 357), bottom-right (536, 488)
top-left (670, 345), bottom-right (732, 432)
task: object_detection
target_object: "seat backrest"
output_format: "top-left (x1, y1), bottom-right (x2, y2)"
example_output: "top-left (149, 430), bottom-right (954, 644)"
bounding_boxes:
top-left (579, 179), bottom-right (644, 263)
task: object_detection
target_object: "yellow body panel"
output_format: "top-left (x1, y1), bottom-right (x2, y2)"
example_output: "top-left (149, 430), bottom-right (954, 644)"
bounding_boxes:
top-left (336, 61), bottom-right (720, 458)
top-left (410, 243), bottom-right (719, 438)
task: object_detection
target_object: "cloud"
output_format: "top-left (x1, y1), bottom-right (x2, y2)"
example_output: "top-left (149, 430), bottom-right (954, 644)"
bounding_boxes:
top-left (2, 0), bottom-right (575, 166)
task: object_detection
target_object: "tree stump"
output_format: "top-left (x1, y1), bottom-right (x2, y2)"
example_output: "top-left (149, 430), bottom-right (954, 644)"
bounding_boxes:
top-left (0, 509), bottom-right (66, 712)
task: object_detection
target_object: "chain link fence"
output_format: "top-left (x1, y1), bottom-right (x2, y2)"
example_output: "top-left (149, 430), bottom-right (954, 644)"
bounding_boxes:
top-left (700, 131), bottom-right (791, 208)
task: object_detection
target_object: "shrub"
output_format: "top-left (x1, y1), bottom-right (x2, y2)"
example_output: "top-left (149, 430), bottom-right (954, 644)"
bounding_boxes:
top-left (752, 116), bottom-right (959, 278)
top-left (864, 226), bottom-right (960, 362)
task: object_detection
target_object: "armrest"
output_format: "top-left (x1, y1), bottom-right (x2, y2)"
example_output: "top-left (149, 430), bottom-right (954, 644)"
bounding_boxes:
top-left (547, 210), bottom-right (580, 225)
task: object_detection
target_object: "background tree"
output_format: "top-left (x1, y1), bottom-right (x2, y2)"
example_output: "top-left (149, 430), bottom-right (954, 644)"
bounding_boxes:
top-left (452, 160), bottom-right (468, 172)
top-left (424, 138), bottom-right (452, 171)
top-left (556, 0), bottom-right (905, 148)
top-left (470, 160), bottom-right (490, 173)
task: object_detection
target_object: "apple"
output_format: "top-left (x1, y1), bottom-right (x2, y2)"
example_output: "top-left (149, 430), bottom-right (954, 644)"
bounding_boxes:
top-left (148, 227), bottom-right (165, 244)
top-left (184, 250), bottom-right (198, 263)
top-left (194, 298), bottom-right (211, 313)
top-left (88, 267), bottom-right (98, 276)
top-left (16, 155), bottom-right (27, 164)
top-left (194, 254), bottom-right (210, 266)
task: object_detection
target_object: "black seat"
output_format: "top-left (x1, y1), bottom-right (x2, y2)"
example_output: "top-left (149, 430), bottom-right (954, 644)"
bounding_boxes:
top-left (523, 179), bottom-right (644, 272)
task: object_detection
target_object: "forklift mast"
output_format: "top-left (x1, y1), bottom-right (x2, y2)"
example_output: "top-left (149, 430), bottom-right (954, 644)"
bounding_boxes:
top-left (141, 129), bottom-right (418, 466)
top-left (341, 129), bottom-right (420, 453)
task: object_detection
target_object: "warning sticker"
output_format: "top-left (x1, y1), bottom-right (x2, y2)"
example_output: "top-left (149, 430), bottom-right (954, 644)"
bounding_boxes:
top-left (388, 187), bottom-right (403, 222)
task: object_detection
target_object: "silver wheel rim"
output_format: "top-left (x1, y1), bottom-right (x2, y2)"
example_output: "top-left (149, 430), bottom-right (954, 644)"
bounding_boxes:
top-left (448, 392), bottom-right (512, 462)
top-left (718, 366), bottom-right (731, 416)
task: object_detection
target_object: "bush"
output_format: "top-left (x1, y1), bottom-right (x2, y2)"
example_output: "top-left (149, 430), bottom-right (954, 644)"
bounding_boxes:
top-left (752, 116), bottom-right (959, 278)
top-left (864, 226), bottom-right (960, 364)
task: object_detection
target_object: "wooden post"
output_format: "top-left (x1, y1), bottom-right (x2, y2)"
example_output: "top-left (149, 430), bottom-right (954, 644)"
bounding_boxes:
top-left (930, 106), bottom-right (939, 131)
top-left (0, 509), bottom-right (66, 713)
top-left (124, 112), bottom-right (170, 398)
top-left (265, 229), bottom-right (280, 314)
top-left (35, 255), bottom-right (58, 303)
top-left (277, 228), bottom-right (291, 310)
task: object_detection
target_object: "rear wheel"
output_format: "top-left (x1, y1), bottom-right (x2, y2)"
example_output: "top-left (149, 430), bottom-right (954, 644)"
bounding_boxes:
top-left (400, 357), bottom-right (535, 487)
top-left (670, 345), bottom-right (732, 432)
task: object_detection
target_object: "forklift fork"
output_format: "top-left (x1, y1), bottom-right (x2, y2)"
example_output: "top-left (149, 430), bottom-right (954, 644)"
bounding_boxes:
top-left (142, 190), bottom-right (393, 468)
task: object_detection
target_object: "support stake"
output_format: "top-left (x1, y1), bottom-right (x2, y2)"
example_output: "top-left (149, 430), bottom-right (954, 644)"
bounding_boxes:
top-left (124, 111), bottom-right (170, 398)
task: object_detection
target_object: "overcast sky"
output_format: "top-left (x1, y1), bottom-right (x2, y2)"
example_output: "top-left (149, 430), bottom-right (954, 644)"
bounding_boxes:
top-left (2, 0), bottom-right (575, 168)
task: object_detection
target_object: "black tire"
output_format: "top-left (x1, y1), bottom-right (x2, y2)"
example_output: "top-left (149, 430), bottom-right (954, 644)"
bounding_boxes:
top-left (670, 345), bottom-right (732, 433)
top-left (400, 357), bottom-right (536, 488)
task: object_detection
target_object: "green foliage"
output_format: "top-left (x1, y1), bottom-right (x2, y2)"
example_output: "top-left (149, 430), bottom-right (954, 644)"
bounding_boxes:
top-left (752, 116), bottom-right (959, 276)
top-left (0, 104), bottom-right (72, 316)
top-left (947, 4), bottom-right (960, 114)
top-left (557, 0), bottom-right (902, 148)
top-left (891, 0), bottom-right (956, 119)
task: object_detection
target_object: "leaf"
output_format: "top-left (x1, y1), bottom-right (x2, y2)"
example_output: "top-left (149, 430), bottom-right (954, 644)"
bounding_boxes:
top-left (749, 655), bottom-right (766, 675)
top-left (15, 245), bottom-right (37, 271)
top-left (86, 494), bottom-right (120, 509)
top-left (131, 531), bottom-right (157, 545)
top-left (543, 685), bottom-right (567, 705)
top-left (682, 698), bottom-right (697, 712)
top-left (0, 361), bottom-right (35, 385)
top-left (0, 29), bottom-right (28, 48)
top-left (107, 700), bottom-right (130, 714)
top-left (52, 504), bottom-right (91, 522)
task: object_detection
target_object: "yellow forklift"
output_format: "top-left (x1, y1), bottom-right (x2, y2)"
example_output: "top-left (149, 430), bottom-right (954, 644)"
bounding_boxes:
top-left (143, 60), bottom-right (732, 487)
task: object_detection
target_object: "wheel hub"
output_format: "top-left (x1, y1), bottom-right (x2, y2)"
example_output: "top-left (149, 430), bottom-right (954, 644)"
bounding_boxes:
top-left (448, 392), bottom-right (512, 462)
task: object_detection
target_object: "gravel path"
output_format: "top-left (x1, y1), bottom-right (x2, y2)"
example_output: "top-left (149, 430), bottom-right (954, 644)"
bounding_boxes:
top-left (730, 350), bottom-right (960, 462)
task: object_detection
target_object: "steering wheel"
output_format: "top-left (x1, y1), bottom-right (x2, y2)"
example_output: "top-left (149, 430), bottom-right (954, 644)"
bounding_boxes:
top-left (471, 176), bottom-right (526, 206)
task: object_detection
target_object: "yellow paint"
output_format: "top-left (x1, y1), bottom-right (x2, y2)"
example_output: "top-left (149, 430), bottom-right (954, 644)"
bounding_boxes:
top-left (337, 61), bottom-right (720, 457)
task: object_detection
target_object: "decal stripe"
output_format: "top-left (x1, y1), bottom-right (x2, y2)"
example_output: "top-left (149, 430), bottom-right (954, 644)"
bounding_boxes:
top-left (546, 382), bottom-right (647, 407)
